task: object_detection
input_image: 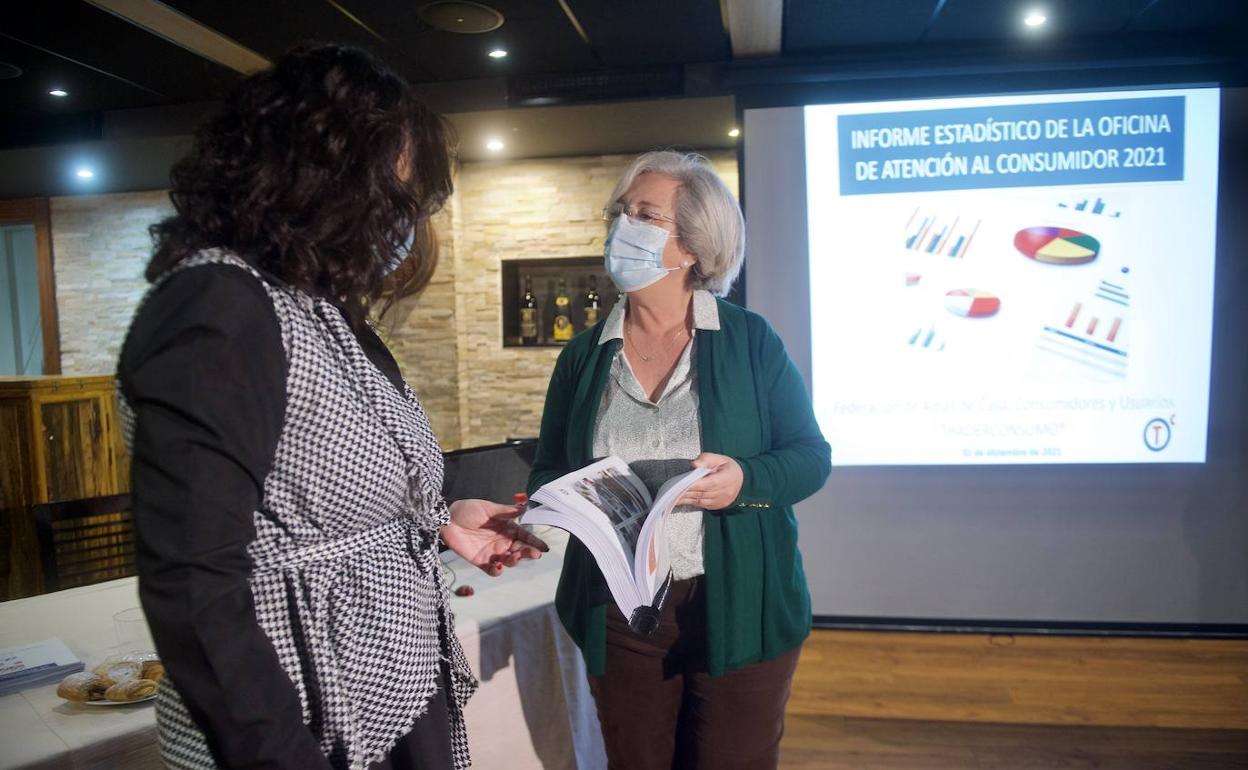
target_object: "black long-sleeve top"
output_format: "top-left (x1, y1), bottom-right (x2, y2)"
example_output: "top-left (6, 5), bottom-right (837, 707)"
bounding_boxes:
top-left (118, 264), bottom-right (450, 769)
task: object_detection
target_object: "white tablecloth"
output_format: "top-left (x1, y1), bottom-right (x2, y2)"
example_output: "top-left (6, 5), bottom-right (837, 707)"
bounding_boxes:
top-left (0, 528), bottom-right (604, 770)
top-left (0, 579), bottom-right (159, 770)
top-left (448, 528), bottom-right (605, 770)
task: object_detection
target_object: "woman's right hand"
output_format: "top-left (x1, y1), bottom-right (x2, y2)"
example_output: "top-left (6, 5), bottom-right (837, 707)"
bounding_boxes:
top-left (677, 452), bottom-right (745, 510)
top-left (442, 499), bottom-right (549, 576)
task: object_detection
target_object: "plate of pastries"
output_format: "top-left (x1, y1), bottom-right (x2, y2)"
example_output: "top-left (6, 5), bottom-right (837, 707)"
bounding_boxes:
top-left (57, 654), bottom-right (164, 705)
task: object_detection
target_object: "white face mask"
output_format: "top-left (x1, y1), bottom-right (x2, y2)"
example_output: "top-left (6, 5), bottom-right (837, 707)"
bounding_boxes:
top-left (603, 214), bottom-right (687, 293)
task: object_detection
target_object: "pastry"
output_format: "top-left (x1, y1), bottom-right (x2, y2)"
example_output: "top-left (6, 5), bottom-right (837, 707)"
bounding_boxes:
top-left (57, 672), bottom-right (107, 702)
top-left (104, 678), bottom-right (158, 702)
top-left (140, 661), bottom-right (165, 683)
top-left (93, 659), bottom-right (142, 687)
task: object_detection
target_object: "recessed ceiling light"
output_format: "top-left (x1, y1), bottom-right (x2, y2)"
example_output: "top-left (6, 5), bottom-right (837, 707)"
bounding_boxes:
top-left (488, 48), bottom-right (507, 59)
top-left (486, 138), bottom-right (504, 152)
top-left (75, 167), bottom-right (95, 180)
top-left (728, 127), bottom-right (740, 138)
top-left (1023, 10), bottom-right (1047, 27)
top-left (49, 89), bottom-right (69, 97)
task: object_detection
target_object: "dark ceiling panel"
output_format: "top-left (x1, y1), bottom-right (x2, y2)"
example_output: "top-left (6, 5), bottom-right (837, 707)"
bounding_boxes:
top-left (2, 0), bottom-right (240, 103)
top-left (1129, 0), bottom-right (1248, 33)
top-left (785, 0), bottom-right (936, 52)
top-left (2, 0), bottom-right (1242, 152)
top-left (163, 0), bottom-right (442, 81)
top-left (160, 0), bottom-right (378, 61)
top-left (925, 0), bottom-right (1135, 43)
top-left (569, 0), bottom-right (730, 68)
top-left (397, 3), bottom-right (599, 81)
top-left (383, 0), bottom-right (600, 81)
top-left (0, 36), bottom-right (164, 117)
top-left (163, 0), bottom-right (600, 83)
top-left (0, 0), bottom-right (240, 148)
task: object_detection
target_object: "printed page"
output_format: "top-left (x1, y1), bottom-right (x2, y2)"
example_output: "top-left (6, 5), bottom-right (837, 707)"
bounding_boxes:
top-left (632, 466), bottom-right (711, 598)
top-left (532, 457), bottom-right (654, 553)
top-left (522, 504), bottom-right (643, 616)
top-left (527, 458), bottom-right (656, 616)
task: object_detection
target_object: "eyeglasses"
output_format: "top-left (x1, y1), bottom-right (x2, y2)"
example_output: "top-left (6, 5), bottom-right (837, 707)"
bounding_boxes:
top-left (601, 203), bottom-right (678, 229)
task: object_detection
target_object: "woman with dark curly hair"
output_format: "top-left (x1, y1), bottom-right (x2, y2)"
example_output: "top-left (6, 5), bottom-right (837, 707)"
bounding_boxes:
top-left (117, 44), bottom-right (545, 770)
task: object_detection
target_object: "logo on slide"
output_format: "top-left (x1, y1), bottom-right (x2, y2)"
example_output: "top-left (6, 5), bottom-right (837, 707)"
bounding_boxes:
top-left (1143, 417), bottom-right (1172, 452)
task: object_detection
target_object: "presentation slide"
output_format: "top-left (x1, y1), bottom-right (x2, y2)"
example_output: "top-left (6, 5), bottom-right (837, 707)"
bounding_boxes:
top-left (805, 88), bottom-right (1220, 465)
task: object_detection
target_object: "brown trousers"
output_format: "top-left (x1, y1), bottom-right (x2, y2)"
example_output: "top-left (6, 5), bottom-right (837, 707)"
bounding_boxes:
top-left (587, 577), bottom-right (802, 770)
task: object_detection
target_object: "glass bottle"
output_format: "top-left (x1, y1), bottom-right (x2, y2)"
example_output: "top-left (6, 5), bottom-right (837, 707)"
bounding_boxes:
top-left (520, 275), bottom-right (538, 345)
top-left (583, 274), bottom-right (601, 330)
top-left (552, 278), bottom-right (573, 343)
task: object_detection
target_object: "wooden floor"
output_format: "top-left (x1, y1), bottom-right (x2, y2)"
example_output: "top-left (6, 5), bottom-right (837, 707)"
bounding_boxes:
top-left (779, 629), bottom-right (1248, 769)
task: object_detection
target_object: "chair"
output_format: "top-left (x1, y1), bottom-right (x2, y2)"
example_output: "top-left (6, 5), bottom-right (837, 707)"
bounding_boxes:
top-left (442, 438), bottom-right (538, 508)
top-left (33, 494), bottom-right (135, 592)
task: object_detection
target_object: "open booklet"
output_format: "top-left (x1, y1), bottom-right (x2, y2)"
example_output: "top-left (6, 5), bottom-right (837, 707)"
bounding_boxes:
top-left (522, 457), bottom-right (709, 625)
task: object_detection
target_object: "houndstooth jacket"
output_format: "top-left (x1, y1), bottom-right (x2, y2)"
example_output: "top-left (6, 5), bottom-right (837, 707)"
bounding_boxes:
top-left (118, 250), bottom-right (477, 769)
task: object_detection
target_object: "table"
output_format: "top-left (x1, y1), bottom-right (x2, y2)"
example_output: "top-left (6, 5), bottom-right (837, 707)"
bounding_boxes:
top-left (0, 579), bottom-right (158, 769)
top-left (447, 528), bottom-right (606, 770)
top-left (0, 528), bottom-right (605, 769)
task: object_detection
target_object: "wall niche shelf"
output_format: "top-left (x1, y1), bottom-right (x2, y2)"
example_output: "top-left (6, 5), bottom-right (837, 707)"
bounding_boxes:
top-left (500, 257), bottom-right (618, 348)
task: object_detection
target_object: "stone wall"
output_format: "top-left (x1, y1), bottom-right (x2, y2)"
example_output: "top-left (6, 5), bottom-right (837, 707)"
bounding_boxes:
top-left (47, 151), bottom-right (737, 450)
top-left (443, 151), bottom-right (737, 449)
top-left (50, 191), bottom-right (171, 375)
top-left (372, 205), bottom-right (462, 450)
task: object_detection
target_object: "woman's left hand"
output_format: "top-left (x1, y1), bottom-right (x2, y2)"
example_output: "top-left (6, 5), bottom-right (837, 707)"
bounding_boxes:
top-left (676, 453), bottom-right (744, 510)
top-left (442, 500), bottom-right (549, 576)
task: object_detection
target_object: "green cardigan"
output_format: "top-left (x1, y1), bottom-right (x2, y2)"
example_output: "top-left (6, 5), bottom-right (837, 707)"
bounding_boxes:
top-left (527, 297), bottom-right (831, 677)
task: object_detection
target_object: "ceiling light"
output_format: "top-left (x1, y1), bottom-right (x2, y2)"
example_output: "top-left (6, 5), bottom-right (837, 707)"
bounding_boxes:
top-left (1023, 10), bottom-right (1047, 27)
top-left (485, 138), bottom-right (504, 152)
top-left (75, 167), bottom-right (95, 180)
top-left (728, 127), bottom-right (740, 138)
top-left (488, 48), bottom-right (507, 59)
top-left (49, 89), bottom-right (69, 97)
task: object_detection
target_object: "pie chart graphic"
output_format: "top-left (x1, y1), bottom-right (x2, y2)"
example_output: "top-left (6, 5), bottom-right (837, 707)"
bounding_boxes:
top-left (945, 289), bottom-right (1000, 318)
top-left (1014, 227), bottom-right (1100, 265)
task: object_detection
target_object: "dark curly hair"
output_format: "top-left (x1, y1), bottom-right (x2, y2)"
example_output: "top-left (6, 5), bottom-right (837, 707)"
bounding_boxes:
top-left (148, 43), bottom-right (452, 326)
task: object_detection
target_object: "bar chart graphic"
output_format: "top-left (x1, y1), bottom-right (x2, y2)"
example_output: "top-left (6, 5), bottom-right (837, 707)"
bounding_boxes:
top-left (1034, 277), bottom-right (1130, 381)
top-left (1014, 227), bottom-right (1100, 265)
top-left (903, 208), bottom-right (982, 258)
top-left (1058, 197), bottom-right (1121, 217)
top-left (906, 324), bottom-right (945, 351)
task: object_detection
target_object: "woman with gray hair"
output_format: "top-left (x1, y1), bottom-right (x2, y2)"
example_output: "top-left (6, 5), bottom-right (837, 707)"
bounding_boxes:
top-left (529, 150), bottom-right (831, 769)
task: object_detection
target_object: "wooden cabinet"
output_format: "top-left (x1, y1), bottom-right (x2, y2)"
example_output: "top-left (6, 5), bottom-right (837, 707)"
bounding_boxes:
top-left (0, 375), bottom-right (130, 599)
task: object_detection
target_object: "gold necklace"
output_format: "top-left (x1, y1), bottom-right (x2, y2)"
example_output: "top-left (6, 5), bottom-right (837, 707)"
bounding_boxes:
top-left (625, 319), bottom-right (689, 363)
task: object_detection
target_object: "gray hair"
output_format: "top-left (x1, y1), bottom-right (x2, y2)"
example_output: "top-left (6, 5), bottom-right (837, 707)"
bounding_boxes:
top-left (607, 151), bottom-right (744, 296)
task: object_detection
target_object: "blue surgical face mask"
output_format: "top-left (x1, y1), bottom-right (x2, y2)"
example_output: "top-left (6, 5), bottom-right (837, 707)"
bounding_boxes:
top-left (603, 214), bottom-right (687, 293)
top-left (382, 227), bottom-right (417, 275)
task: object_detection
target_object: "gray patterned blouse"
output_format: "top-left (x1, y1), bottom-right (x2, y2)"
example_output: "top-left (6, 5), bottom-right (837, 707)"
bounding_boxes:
top-left (592, 290), bottom-right (721, 580)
